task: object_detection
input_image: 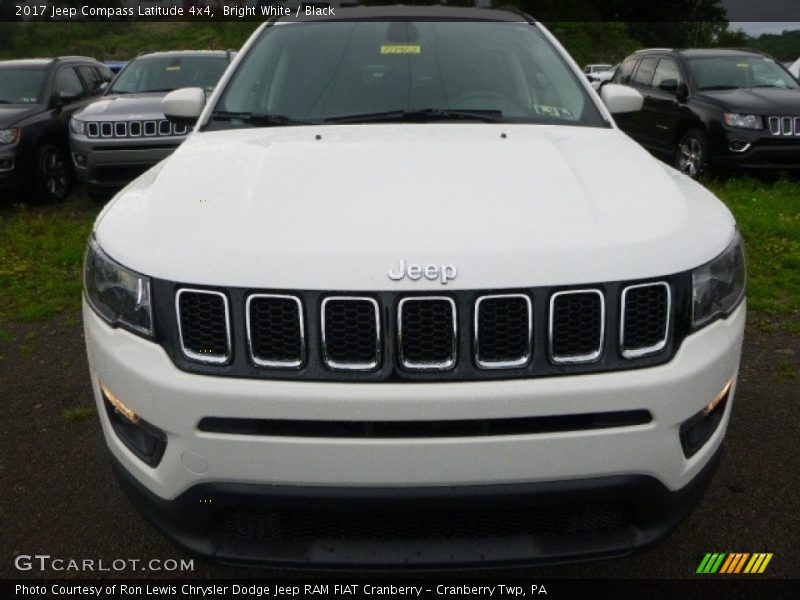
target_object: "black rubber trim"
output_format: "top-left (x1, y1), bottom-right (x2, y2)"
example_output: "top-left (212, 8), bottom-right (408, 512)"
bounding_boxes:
top-left (109, 444), bottom-right (722, 568)
top-left (197, 410), bottom-right (652, 438)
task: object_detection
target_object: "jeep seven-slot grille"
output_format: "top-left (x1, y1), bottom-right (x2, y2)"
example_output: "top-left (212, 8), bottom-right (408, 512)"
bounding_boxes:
top-left (322, 297), bottom-right (381, 370)
top-left (767, 116), bottom-right (800, 136)
top-left (86, 119), bottom-right (189, 139)
top-left (247, 295), bottom-right (304, 368)
top-left (171, 281), bottom-right (677, 380)
top-left (176, 290), bottom-right (230, 364)
top-left (620, 283), bottom-right (670, 358)
top-left (399, 297), bottom-right (457, 370)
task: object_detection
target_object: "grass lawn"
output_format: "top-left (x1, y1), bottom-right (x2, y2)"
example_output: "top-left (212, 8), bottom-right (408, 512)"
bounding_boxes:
top-left (0, 177), bottom-right (798, 332)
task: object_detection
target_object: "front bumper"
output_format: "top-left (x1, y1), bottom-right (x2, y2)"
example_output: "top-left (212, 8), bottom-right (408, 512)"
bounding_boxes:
top-left (70, 133), bottom-right (182, 193)
top-left (712, 129), bottom-right (800, 169)
top-left (0, 148), bottom-right (20, 191)
top-left (84, 300), bottom-right (745, 565)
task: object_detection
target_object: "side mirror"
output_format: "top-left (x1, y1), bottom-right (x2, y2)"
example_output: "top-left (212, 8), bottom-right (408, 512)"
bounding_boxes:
top-left (600, 83), bottom-right (643, 115)
top-left (99, 81), bottom-right (109, 92)
top-left (163, 87), bottom-right (206, 125)
top-left (56, 89), bottom-right (81, 106)
top-left (658, 78), bottom-right (679, 93)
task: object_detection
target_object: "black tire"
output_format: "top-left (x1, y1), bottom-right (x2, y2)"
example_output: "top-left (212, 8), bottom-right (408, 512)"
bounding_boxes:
top-left (675, 129), bottom-right (709, 179)
top-left (35, 143), bottom-right (72, 202)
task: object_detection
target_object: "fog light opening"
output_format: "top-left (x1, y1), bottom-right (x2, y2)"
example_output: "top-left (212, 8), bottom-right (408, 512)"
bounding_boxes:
top-left (100, 383), bottom-right (166, 468)
top-left (679, 379), bottom-right (732, 458)
top-left (728, 139), bottom-right (751, 153)
top-left (72, 153), bottom-right (87, 168)
top-left (0, 158), bottom-right (14, 172)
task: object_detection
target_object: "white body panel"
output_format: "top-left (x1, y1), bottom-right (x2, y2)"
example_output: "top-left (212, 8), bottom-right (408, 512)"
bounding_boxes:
top-left (85, 302), bottom-right (745, 499)
top-left (96, 124), bottom-right (733, 291)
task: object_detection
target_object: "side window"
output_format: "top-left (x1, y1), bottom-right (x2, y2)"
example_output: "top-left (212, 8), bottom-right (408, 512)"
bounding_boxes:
top-left (584, 66), bottom-right (591, 74)
top-left (55, 67), bottom-right (85, 98)
top-left (96, 66), bottom-right (114, 84)
top-left (616, 59), bottom-right (638, 84)
top-left (78, 66), bottom-right (104, 95)
top-left (631, 57), bottom-right (658, 87)
top-left (652, 58), bottom-right (683, 90)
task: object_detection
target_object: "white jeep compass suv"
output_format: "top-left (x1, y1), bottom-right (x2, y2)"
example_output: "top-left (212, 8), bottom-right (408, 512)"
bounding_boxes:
top-left (83, 6), bottom-right (746, 567)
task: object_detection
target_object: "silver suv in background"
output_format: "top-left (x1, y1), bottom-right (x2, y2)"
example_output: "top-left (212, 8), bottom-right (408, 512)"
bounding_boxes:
top-left (69, 50), bottom-right (233, 200)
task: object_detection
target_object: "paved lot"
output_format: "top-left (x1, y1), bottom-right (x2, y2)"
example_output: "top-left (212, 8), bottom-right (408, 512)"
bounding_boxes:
top-left (1, 311), bottom-right (798, 580)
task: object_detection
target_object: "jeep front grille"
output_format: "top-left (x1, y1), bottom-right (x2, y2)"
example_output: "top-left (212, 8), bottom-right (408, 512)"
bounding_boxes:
top-left (398, 297), bottom-right (457, 371)
top-left (620, 282), bottom-right (670, 358)
top-left (247, 294), bottom-right (304, 368)
top-left (321, 297), bottom-right (381, 371)
top-left (168, 278), bottom-right (684, 382)
top-left (176, 289), bottom-right (231, 364)
top-left (85, 119), bottom-right (189, 139)
top-left (767, 116), bottom-right (800, 136)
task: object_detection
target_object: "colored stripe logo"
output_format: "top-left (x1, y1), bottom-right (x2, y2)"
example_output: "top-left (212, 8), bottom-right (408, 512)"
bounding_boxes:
top-left (697, 553), bottom-right (773, 574)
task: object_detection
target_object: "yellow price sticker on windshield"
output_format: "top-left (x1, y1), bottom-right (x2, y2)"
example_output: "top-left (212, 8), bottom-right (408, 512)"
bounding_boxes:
top-left (381, 45), bottom-right (421, 55)
top-left (166, 65), bottom-right (181, 71)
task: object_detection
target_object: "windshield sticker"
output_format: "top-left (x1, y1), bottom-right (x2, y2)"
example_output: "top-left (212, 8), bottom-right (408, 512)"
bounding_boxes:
top-left (381, 45), bottom-right (421, 55)
top-left (736, 63), bottom-right (751, 68)
top-left (166, 65), bottom-right (181, 71)
top-left (533, 104), bottom-right (575, 119)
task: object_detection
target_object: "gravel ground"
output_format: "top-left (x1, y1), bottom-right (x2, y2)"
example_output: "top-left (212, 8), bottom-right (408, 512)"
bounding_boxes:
top-left (0, 311), bottom-right (798, 580)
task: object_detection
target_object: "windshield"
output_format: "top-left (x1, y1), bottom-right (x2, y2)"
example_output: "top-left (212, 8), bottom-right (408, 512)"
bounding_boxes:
top-left (0, 67), bottom-right (47, 104)
top-left (213, 20), bottom-right (606, 127)
top-left (688, 55), bottom-right (799, 91)
top-left (109, 55), bottom-right (228, 95)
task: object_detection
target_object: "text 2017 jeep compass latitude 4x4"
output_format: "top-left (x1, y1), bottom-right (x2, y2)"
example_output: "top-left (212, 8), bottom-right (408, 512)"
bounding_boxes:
top-left (83, 7), bottom-right (746, 567)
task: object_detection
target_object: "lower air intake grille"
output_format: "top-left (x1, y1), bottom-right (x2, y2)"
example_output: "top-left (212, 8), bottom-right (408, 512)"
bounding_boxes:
top-left (621, 283), bottom-right (670, 358)
top-left (176, 289), bottom-right (230, 364)
top-left (322, 297), bottom-right (380, 370)
top-left (549, 290), bottom-right (604, 364)
top-left (218, 501), bottom-right (631, 542)
top-left (475, 294), bottom-right (532, 368)
top-left (247, 295), bottom-right (304, 368)
top-left (399, 297), bottom-right (457, 370)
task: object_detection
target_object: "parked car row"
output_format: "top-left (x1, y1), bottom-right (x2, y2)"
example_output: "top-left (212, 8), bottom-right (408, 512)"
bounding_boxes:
top-left (609, 48), bottom-right (800, 177)
top-left (0, 50), bottom-right (233, 202)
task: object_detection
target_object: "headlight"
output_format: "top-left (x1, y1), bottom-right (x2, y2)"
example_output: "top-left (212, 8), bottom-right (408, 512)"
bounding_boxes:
top-left (84, 236), bottom-right (153, 337)
top-left (69, 118), bottom-right (85, 135)
top-left (722, 113), bottom-right (763, 130)
top-left (0, 128), bottom-right (20, 145)
top-left (692, 231), bottom-right (746, 328)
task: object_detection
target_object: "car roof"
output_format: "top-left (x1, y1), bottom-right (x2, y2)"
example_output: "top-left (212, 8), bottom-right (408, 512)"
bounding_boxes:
top-left (135, 50), bottom-right (233, 59)
top-left (276, 5), bottom-right (533, 22)
top-left (0, 57), bottom-right (100, 68)
top-left (635, 48), bottom-right (768, 59)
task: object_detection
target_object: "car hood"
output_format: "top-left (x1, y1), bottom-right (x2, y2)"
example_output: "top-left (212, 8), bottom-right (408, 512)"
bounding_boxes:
top-left (74, 93), bottom-right (170, 121)
top-left (694, 87), bottom-right (800, 113)
top-left (0, 105), bottom-right (42, 128)
top-left (95, 124), bottom-right (736, 290)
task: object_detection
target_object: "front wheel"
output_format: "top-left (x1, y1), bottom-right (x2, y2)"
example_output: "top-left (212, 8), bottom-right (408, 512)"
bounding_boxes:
top-left (675, 130), bottom-right (708, 179)
top-left (36, 143), bottom-right (72, 202)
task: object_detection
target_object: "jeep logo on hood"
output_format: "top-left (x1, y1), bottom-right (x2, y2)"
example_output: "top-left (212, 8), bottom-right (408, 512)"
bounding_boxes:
top-left (388, 260), bottom-right (457, 284)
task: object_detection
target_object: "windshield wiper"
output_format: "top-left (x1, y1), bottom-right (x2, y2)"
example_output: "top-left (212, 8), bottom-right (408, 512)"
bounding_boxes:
top-left (698, 85), bottom-right (739, 91)
top-left (209, 111), bottom-right (313, 126)
top-left (323, 108), bottom-right (505, 124)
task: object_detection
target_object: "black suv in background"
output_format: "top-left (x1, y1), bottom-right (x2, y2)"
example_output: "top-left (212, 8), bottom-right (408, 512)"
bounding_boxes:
top-left (612, 48), bottom-right (800, 177)
top-left (0, 57), bottom-right (113, 202)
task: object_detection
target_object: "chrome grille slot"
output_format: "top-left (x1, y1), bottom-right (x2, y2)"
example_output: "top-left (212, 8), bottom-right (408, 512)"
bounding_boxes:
top-left (100, 122), bottom-right (113, 138)
top-left (158, 120), bottom-right (172, 136)
top-left (143, 121), bottom-right (157, 136)
top-left (620, 282), bottom-right (670, 358)
top-left (549, 290), bottom-right (604, 364)
top-left (474, 294), bottom-right (532, 369)
top-left (176, 289), bottom-right (231, 364)
top-left (87, 122), bottom-right (99, 137)
top-left (129, 121), bottom-right (142, 137)
top-left (398, 297), bottom-right (457, 371)
top-left (247, 294), bottom-right (304, 369)
top-left (321, 297), bottom-right (381, 371)
top-left (114, 122), bottom-right (127, 137)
